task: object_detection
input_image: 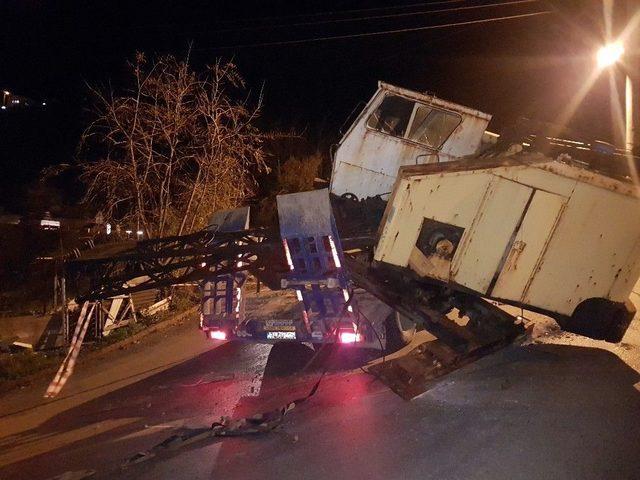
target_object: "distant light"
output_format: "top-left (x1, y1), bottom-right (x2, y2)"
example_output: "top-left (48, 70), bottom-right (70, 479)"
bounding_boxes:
top-left (42, 102), bottom-right (46, 106)
top-left (40, 219), bottom-right (60, 228)
top-left (1, 106), bottom-right (5, 110)
top-left (105, 223), bottom-right (111, 235)
top-left (136, 230), bottom-right (143, 235)
top-left (209, 330), bottom-right (227, 341)
top-left (125, 229), bottom-right (132, 235)
top-left (200, 262), bottom-right (207, 267)
top-left (597, 42), bottom-right (624, 69)
top-left (3, 91), bottom-right (9, 95)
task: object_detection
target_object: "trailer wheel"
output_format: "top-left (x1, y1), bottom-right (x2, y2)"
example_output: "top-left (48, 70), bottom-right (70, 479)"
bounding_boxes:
top-left (384, 311), bottom-right (416, 354)
top-left (564, 298), bottom-right (635, 343)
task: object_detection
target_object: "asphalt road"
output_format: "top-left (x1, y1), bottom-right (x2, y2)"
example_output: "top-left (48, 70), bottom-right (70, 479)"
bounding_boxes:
top-left (1, 306), bottom-right (640, 480)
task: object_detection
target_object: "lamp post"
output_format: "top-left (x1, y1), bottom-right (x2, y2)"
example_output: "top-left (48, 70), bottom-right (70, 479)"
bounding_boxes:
top-left (2, 90), bottom-right (9, 108)
top-left (626, 73), bottom-right (635, 153)
top-left (597, 41), bottom-right (636, 152)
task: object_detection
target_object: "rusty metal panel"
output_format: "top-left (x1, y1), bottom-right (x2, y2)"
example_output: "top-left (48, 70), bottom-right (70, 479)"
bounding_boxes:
top-left (609, 234), bottom-right (640, 301)
top-left (522, 181), bottom-right (640, 315)
top-left (374, 172), bottom-right (496, 269)
top-left (330, 82), bottom-right (491, 200)
top-left (330, 127), bottom-right (439, 199)
top-left (374, 178), bottom-right (422, 267)
top-left (377, 81), bottom-right (492, 122)
top-left (493, 165), bottom-right (578, 197)
top-left (490, 190), bottom-right (567, 301)
top-left (376, 155), bottom-right (640, 318)
top-left (440, 113), bottom-right (488, 159)
top-left (450, 176), bottom-right (532, 294)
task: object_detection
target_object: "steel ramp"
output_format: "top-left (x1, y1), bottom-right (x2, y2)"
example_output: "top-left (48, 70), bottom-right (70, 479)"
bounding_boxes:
top-left (367, 324), bottom-right (531, 400)
top-left (201, 207), bottom-right (250, 336)
top-left (347, 257), bottom-right (531, 399)
top-left (276, 189), bottom-right (375, 344)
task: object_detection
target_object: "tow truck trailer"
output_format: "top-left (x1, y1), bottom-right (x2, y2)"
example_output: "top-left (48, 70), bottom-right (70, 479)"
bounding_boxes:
top-left (70, 82), bottom-right (640, 389)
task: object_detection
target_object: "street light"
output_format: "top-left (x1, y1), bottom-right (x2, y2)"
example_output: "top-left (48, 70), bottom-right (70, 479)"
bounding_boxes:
top-left (597, 42), bottom-right (625, 69)
top-left (597, 41), bottom-right (635, 152)
top-left (2, 90), bottom-right (9, 108)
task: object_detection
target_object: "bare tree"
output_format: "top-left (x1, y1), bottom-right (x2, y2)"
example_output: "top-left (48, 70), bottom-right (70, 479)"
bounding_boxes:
top-left (79, 52), bottom-right (267, 238)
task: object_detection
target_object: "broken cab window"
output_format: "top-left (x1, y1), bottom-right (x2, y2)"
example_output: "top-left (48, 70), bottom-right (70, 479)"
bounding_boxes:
top-left (367, 94), bottom-right (461, 149)
top-left (407, 106), bottom-right (461, 148)
top-left (366, 95), bottom-right (414, 138)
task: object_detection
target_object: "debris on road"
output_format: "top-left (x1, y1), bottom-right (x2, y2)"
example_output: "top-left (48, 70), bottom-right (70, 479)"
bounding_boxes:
top-left (121, 400), bottom-right (298, 470)
top-left (46, 470), bottom-right (96, 480)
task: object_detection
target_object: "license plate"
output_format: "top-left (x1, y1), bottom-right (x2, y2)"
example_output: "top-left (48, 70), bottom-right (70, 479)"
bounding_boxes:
top-left (267, 331), bottom-right (297, 340)
top-left (264, 320), bottom-right (296, 331)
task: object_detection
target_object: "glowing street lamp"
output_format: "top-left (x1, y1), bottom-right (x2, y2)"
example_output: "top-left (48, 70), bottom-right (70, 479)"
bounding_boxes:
top-left (597, 42), bottom-right (625, 69)
top-left (597, 41), bottom-right (635, 152)
top-left (2, 90), bottom-right (9, 108)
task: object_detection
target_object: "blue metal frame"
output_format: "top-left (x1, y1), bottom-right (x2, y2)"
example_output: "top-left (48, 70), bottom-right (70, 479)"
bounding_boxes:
top-left (200, 207), bottom-right (250, 336)
top-left (277, 189), bottom-right (359, 342)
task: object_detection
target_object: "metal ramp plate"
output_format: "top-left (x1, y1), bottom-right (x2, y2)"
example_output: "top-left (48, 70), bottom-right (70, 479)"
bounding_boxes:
top-left (202, 207), bottom-right (251, 331)
top-left (207, 206), bottom-right (250, 232)
top-left (276, 189), bottom-right (362, 342)
top-left (367, 322), bottom-right (532, 400)
top-left (277, 189), bottom-right (334, 239)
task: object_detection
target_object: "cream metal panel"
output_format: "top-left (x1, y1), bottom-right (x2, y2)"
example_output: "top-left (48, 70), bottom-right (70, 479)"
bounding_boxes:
top-left (374, 178), bottom-right (417, 267)
top-left (523, 181), bottom-right (640, 315)
top-left (375, 155), bottom-right (640, 319)
top-left (374, 172), bottom-right (495, 268)
top-left (331, 126), bottom-right (451, 199)
top-left (440, 114), bottom-right (490, 158)
top-left (494, 165), bottom-right (578, 197)
top-left (450, 176), bottom-right (532, 294)
top-left (330, 83), bottom-right (490, 200)
top-left (609, 234), bottom-right (640, 300)
top-left (490, 190), bottom-right (567, 301)
top-left (329, 161), bottom-right (398, 200)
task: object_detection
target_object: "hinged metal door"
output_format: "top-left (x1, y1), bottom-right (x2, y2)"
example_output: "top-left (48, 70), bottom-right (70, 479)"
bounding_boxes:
top-left (490, 190), bottom-right (566, 302)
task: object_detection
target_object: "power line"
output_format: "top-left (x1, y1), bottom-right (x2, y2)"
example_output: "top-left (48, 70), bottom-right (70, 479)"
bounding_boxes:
top-left (210, 0), bottom-right (544, 34)
top-left (208, 0), bottom-right (465, 25)
top-left (128, 0), bottom-right (465, 32)
top-left (201, 10), bottom-right (552, 50)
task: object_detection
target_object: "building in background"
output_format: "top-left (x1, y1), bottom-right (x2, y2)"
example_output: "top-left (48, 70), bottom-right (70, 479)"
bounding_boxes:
top-left (2, 90), bottom-right (39, 110)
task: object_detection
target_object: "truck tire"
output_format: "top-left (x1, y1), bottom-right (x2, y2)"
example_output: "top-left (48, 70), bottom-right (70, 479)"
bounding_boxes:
top-left (384, 311), bottom-right (416, 354)
top-left (563, 298), bottom-right (635, 343)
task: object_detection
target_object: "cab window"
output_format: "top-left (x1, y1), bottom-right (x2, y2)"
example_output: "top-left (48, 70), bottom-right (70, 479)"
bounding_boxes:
top-left (366, 94), bottom-right (461, 149)
top-left (366, 95), bottom-right (413, 137)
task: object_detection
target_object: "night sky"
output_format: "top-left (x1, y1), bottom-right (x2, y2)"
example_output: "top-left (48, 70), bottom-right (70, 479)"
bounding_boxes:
top-left (0, 1), bottom-right (628, 213)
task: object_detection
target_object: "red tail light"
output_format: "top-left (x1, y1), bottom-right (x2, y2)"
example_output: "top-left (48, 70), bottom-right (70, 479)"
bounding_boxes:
top-left (339, 330), bottom-right (361, 344)
top-left (209, 330), bottom-right (227, 341)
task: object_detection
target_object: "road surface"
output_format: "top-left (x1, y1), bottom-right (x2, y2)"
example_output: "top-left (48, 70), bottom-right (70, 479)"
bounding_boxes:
top-left (1, 301), bottom-right (640, 479)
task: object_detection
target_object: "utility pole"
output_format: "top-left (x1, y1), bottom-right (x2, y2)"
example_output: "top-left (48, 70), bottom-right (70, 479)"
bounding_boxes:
top-left (625, 0), bottom-right (639, 152)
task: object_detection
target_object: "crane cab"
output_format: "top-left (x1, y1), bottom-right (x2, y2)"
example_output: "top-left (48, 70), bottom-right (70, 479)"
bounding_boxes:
top-left (329, 81), bottom-right (492, 200)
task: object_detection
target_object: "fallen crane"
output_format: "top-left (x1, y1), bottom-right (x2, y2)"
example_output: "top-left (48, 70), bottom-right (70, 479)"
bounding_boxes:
top-left (67, 82), bottom-right (640, 397)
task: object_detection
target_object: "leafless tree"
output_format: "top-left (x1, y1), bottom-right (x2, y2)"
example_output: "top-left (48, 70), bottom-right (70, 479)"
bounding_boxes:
top-left (78, 52), bottom-right (267, 238)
